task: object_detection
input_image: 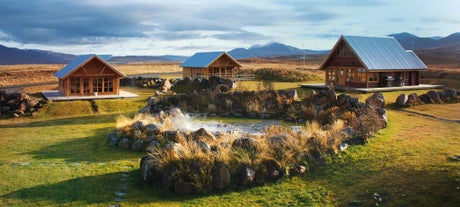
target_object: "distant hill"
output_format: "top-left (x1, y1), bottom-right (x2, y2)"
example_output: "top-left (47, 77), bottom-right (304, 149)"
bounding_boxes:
top-left (389, 32), bottom-right (460, 50)
top-left (1, 32), bottom-right (460, 65)
top-left (0, 44), bottom-right (76, 64)
top-left (228, 41), bottom-right (329, 59)
top-left (387, 32), bottom-right (460, 66)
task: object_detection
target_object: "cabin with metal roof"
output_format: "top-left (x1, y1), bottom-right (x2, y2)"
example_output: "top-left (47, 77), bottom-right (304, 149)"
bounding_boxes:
top-left (319, 35), bottom-right (428, 88)
top-left (54, 54), bottom-right (126, 97)
top-left (180, 51), bottom-right (242, 79)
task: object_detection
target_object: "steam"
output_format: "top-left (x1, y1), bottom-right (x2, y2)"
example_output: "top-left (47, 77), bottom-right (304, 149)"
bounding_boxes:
top-left (167, 109), bottom-right (281, 135)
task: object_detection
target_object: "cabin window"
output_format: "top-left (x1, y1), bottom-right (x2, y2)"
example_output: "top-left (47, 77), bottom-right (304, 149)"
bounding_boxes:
top-left (347, 68), bottom-right (354, 81)
top-left (327, 69), bottom-right (336, 81)
top-left (357, 68), bottom-right (366, 82)
top-left (93, 78), bottom-right (103, 93)
top-left (70, 78), bottom-right (80, 94)
top-left (104, 78), bottom-right (114, 92)
top-left (369, 73), bottom-right (379, 82)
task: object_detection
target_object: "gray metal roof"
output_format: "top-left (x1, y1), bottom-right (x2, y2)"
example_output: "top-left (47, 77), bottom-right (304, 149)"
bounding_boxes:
top-left (180, 51), bottom-right (241, 68)
top-left (54, 54), bottom-right (126, 79)
top-left (343, 36), bottom-right (427, 70)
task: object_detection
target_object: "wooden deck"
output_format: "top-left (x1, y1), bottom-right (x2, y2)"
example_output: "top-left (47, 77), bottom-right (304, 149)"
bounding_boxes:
top-left (42, 90), bottom-right (139, 101)
top-left (300, 83), bottom-right (444, 93)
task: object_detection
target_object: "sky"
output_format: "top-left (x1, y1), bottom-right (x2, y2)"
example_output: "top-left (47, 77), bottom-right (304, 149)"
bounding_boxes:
top-left (0, 0), bottom-right (458, 56)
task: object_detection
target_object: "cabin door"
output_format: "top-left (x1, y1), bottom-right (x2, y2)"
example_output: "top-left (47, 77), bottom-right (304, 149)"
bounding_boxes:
top-left (82, 78), bottom-right (91, 95)
top-left (338, 69), bottom-right (346, 86)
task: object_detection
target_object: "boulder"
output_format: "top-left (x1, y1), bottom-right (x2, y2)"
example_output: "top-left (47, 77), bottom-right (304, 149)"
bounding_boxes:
top-left (407, 93), bottom-right (420, 106)
top-left (147, 97), bottom-right (160, 106)
top-left (440, 88), bottom-right (458, 102)
top-left (174, 182), bottom-right (198, 195)
top-left (161, 79), bottom-right (172, 92)
top-left (107, 130), bottom-right (120, 146)
top-left (419, 94), bottom-right (432, 104)
top-left (18, 93), bottom-right (29, 101)
top-left (216, 84), bottom-right (231, 93)
top-left (288, 89), bottom-right (299, 100)
top-left (191, 128), bottom-right (216, 142)
top-left (165, 142), bottom-right (185, 155)
top-left (131, 140), bottom-right (144, 151)
top-left (232, 137), bottom-right (260, 152)
top-left (1, 106), bottom-right (11, 113)
top-left (140, 154), bottom-right (161, 183)
top-left (197, 141), bottom-right (211, 153)
top-left (340, 127), bottom-right (356, 139)
top-left (395, 94), bottom-right (408, 106)
top-left (162, 164), bottom-right (180, 188)
top-left (239, 165), bottom-right (255, 186)
top-left (145, 140), bottom-right (161, 150)
top-left (118, 138), bottom-right (132, 149)
top-left (266, 133), bottom-right (298, 147)
top-left (131, 121), bottom-right (144, 131)
top-left (262, 159), bottom-right (282, 180)
top-left (144, 123), bottom-right (161, 135)
top-left (168, 108), bottom-right (184, 118)
top-left (212, 162), bottom-right (231, 190)
top-left (292, 164), bottom-right (307, 175)
top-left (18, 101), bottom-right (27, 112)
top-left (366, 93), bottom-right (385, 109)
top-left (427, 90), bottom-right (442, 103)
top-left (144, 135), bottom-right (156, 143)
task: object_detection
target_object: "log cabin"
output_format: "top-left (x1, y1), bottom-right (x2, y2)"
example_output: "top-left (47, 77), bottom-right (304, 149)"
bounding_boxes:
top-left (181, 51), bottom-right (241, 79)
top-left (54, 54), bottom-right (126, 97)
top-left (320, 36), bottom-right (427, 88)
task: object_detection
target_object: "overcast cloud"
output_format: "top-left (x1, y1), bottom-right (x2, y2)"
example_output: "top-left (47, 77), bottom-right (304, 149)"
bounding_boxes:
top-left (0, 0), bottom-right (458, 55)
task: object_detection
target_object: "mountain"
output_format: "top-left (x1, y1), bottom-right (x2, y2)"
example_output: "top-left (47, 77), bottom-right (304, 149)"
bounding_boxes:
top-left (0, 44), bottom-right (187, 65)
top-left (389, 32), bottom-right (460, 50)
top-left (228, 41), bottom-right (329, 59)
top-left (0, 44), bottom-right (76, 64)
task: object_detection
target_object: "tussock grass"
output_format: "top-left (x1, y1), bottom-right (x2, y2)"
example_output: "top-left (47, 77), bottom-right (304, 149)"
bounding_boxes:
top-left (0, 88), bottom-right (458, 206)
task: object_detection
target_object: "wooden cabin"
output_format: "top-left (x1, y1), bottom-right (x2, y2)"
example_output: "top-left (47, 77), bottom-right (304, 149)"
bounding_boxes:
top-left (54, 54), bottom-right (126, 97)
top-left (319, 36), bottom-right (427, 88)
top-left (180, 51), bottom-right (241, 79)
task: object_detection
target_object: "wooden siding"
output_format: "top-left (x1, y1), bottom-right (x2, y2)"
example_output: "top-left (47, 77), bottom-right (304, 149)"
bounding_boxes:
top-left (183, 54), bottom-right (240, 79)
top-left (58, 58), bottom-right (123, 97)
top-left (322, 37), bottom-right (422, 88)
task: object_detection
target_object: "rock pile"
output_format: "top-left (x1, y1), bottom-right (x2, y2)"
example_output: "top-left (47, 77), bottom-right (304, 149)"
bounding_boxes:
top-left (394, 88), bottom-right (459, 107)
top-left (109, 89), bottom-right (388, 195)
top-left (0, 91), bottom-right (44, 117)
top-left (120, 76), bottom-right (235, 95)
top-left (138, 89), bottom-right (300, 120)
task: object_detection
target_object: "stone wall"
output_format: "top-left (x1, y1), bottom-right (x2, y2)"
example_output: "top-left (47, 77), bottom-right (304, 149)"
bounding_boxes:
top-left (0, 91), bottom-right (44, 117)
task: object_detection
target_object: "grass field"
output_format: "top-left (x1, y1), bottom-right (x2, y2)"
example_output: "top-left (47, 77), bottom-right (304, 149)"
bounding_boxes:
top-left (0, 87), bottom-right (458, 206)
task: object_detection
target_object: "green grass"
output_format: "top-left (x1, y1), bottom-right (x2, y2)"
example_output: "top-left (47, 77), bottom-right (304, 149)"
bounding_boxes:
top-left (0, 88), bottom-right (459, 206)
top-left (404, 102), bottom-right (460, 121)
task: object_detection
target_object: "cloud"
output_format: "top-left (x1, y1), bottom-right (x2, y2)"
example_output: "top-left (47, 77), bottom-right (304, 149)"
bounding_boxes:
top-left (0, 0), bottom-right (457, 56)
top-left (0, 1), bottom-right (161, 44)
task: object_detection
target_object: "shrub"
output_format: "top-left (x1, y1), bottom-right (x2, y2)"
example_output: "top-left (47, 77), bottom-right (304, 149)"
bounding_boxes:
top-left (254, 68), bottom-right (321, 82)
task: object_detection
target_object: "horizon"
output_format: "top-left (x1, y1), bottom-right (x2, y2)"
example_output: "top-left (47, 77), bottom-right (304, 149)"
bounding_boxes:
top-left (0, 0), bottom-right (458, 56)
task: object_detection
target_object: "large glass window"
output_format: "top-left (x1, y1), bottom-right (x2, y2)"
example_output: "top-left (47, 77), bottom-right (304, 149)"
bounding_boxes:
top-left (357, 68), bottom-right (366, 82)
top-left (70, 78), bottom-right (80, 94)
top-left (369, 73), bottom-right (379, 82)
top-left (93, 78), bottom-right (103, 92)
top-left (347, 68), bottom-right (354, 81)
top-left (104, 78), bottom-right (113, 92)
top-left (327, 69), bottom-right (336, 81)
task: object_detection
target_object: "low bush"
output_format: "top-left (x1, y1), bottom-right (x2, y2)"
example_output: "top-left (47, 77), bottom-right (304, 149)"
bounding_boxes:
top-left (110, 89), bottom-right (388, 195)
top-left (254, 68), bottom-right (321, 82)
